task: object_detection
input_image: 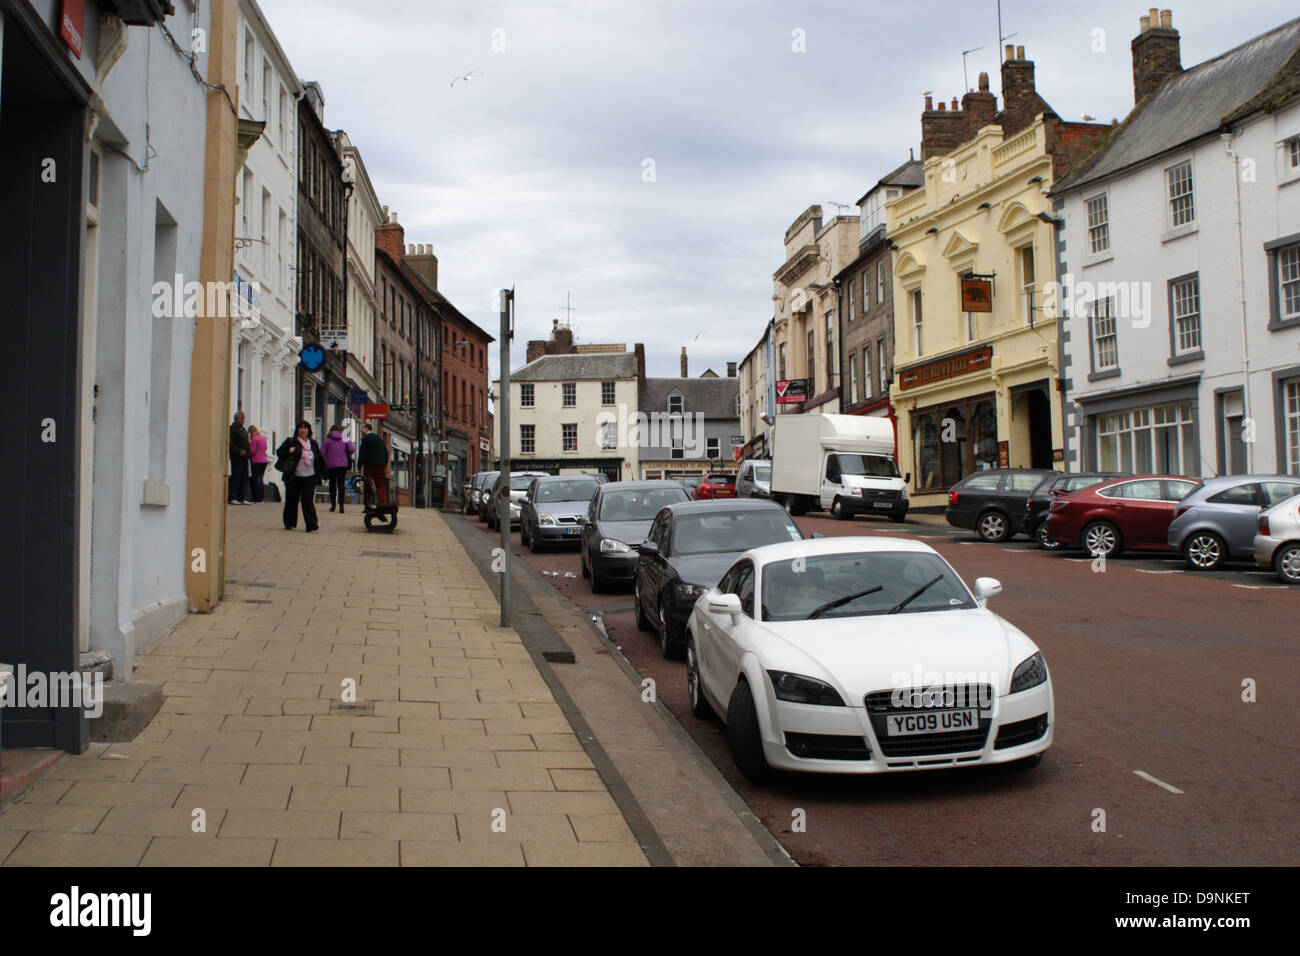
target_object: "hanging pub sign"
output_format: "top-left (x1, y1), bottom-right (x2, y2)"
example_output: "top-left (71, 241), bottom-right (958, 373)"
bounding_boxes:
top-left (960, 275), bottom-right (994, 313)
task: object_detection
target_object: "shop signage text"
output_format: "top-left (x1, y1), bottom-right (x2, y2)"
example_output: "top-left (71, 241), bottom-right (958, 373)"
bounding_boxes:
top-left (898, 346), bottom-right (992, 391)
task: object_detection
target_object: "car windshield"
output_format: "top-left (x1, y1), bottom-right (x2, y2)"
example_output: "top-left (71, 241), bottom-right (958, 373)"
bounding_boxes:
top-left (672, 511), bottom-right (801, 556)
top-left (509, 474), bottom-right (539, 491)
top-left (681, 476), bottom-right (701, 488)
top-left (706, 474), bottom-right (734, 485)
top-left (835, 454), bottom-right (900, 478)
top-left (761, 551), bottom-right (976, 622)
top-left (599, 488), bottom-right (688, 521)
top-left (536, 480), bottom-right (598, 503)
top-left (751, 464), bottom-right (771, 482)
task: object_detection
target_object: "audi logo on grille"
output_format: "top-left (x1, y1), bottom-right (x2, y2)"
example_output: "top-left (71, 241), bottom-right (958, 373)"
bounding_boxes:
top-left (902, 688), bottom-right (957, 709)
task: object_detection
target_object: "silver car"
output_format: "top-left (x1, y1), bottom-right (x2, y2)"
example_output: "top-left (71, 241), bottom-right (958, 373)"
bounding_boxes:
top-left (735, 460), bottom-right (772, 499)
top-left (520, 475), bottom-right (601, 552)
top-left (1166, 475), bottom-right (1300, 570)
top-left (1254, 490), bottom-right (1300, 584)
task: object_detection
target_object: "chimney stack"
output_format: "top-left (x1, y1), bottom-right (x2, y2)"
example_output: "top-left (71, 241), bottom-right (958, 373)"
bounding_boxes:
top-left (961, 71), bottom-right (998, 136)
top-left (375, 210), bottom-right (406, 263)
top-left (1131, 8), bottom-right (1181, 104)
top-left (921, 90), bottom-right (968, 159)
top-left (634, 343), bottom-right (646, 390)
top-left (999, 45), bottom-right (1043, 137)
top-left (680, 347), bottom-right (688, 378)
top-left (727, 361), bottom-right (737, 378)
top-left (405, 241), bottom-right (438, 290)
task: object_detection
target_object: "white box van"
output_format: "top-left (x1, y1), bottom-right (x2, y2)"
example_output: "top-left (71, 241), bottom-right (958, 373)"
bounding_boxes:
top-left (771, 414), bottom-right (909, 521)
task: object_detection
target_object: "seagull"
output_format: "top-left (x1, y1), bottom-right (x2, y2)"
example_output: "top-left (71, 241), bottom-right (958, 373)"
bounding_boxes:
top-left (1082, 113), bottom-right (1096, 121)
top-left (693, 332), bottom-right (705, 342)
top-left (451, 71), bottom-right (483, 87)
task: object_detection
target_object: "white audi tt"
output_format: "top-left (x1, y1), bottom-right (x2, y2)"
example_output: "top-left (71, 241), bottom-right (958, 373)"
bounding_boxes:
top-left (684, 536), bottom-right (1053, 781)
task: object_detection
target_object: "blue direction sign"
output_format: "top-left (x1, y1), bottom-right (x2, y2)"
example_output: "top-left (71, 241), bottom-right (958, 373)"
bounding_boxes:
top-left (299, 344), bottom-right (326, 371)
top-left (350, 390), bottom-right (369, 405)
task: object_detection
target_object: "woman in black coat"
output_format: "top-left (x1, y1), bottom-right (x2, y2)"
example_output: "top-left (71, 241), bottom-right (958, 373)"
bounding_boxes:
top-left (276, 421), bottom-right (328, 532)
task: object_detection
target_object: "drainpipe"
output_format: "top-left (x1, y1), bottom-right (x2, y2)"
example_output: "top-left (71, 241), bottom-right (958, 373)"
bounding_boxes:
top-left (1222, 130), bottom-right (1253, 473)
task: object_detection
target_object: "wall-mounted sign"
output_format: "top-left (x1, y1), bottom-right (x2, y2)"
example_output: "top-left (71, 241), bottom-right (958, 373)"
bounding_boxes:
top-left (775, 379), bottom-right (809, 404)
top-left (322, 329), bottom-right (348, 351)
top-left (479, 436), bottom-right (491, 452)
top-left (960, 276), bottom-right (993, 313)
top-left (59, 0), bottom-right (86, 59)
top-left (998, 440), bottom-right (1010, 469)
top-left (898, 346), bottom-right (992, 391)
top-left (349, 391), bottom-right (369, 405)
top-left (299, 344), bottom-right (326, 372)
top-left (1053, 448), bottom-right (1065, 462)
top-left (362, 403), bottom-right (389, 420)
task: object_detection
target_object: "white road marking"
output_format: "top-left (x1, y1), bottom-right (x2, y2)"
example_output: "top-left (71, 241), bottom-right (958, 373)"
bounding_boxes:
top-left (1134, 568), bottom-right (1182, 574)
top-left (1232, 583), bottom-right (1286, 590)
top-left (1133, 770), bottom-right (1184, 794)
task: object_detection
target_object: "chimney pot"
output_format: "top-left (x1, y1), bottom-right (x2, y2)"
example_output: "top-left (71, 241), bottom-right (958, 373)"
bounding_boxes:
top-left (390, 212), bottom-right (398, 224)
top-left (1160, 9), bottom-right (1171, 27)
top-left (681, 346), bottom-right (688, 378)
top-left (1015, 45), bottom-right (1025, 60)
top-left (1140, 15), bottom-right (1150, 31)
top-left (1005, 43), bottom-right (1014, 60)
top-left (951, 97), bottom-right (959, 110)
top-left (924, 95), bottom-right (933, 110)
top-left (727, 361), bottom-right (737, 378)
top-left (938, 101), bottom-right (946, 111)
top-left (978, 71), bottom-right (989, 92)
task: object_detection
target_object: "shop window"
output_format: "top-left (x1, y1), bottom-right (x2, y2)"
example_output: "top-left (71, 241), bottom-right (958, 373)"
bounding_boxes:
top-left (911, 394), bottom-right (997, 491)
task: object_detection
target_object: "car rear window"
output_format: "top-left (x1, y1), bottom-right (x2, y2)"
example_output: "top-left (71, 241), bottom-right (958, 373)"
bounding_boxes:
top-left (1005, 472), bottom-right (1046, 492)
top-left (706, 474), bottom-right (735, 484)
top-left (1207, 484), bottom-right (1258, 506)
top-left (1261, 481), bottom-right (1300, 506)
top-left (961, 473), bottom-right (1002, 491)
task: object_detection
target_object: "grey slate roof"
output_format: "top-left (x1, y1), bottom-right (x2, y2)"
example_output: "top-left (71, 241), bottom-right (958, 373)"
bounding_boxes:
top-left (855, 157), bottom-right (924, 206)
top-left (642, 377), bottom-right (739, 418)
top-left (1055, 17), bottom-right (1300, 193)
top-left (512, 352), bottom-right (638, 381)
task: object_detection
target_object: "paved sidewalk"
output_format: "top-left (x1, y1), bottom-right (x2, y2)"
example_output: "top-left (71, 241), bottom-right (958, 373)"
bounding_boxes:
top-left (0, 504), bottom-right (647, 866)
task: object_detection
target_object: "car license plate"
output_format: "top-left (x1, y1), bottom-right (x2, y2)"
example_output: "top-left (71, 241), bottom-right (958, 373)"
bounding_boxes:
top-left (886, 710), bottom-right (978, 736)
top-left (873, 501), bottom-right (893, 509)
top-left (565, 527), bottom-right (578, 535)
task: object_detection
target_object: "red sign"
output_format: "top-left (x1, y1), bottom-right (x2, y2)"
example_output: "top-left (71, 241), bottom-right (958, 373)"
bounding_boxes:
top-left (59, 0), bottom-right (86, 59)
top-left (998, 440), bottom-right (1010, 469)
top-left (898, 346), bottom-right (992, 391)
top-left (960, 277), bottom-right (993, 312)
top-left (775, 379), bottom-right (809, 405)
top-left (363, 403), bottom-right (389, 420)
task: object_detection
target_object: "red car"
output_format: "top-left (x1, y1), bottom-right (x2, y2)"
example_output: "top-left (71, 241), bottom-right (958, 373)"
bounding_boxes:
top-left (693, 473), bottom-right (736, 500)
top-left (1043, 475), bottom-right (1201, 558)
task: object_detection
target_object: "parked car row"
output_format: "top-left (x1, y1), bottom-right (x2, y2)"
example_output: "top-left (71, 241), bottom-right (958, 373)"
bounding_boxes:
top-left (944, 468), bottom-right (1300, 583)
top-left (467, 475), bottom-right (1054, 784)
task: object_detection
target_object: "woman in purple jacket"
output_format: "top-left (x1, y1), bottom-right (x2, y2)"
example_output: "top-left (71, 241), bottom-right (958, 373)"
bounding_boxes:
top-left (321, 424), bottom-right (355, 513)
top-left (248, 426), bottom-right (269, 503)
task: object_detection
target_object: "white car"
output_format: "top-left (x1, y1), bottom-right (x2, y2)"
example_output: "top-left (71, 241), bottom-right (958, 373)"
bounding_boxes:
top-left (684, 536), bottom-right (1053, 781)
top-left (1253, 491), bottom-right (1300, 584)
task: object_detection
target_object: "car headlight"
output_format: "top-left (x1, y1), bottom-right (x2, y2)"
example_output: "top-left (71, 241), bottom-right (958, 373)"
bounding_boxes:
top-left (600, 538), bottom-right (631, 553)
top-left (900, 486), bottom-right (909, 499)
top-left (537, 513), bottom-right (557, 525)
top-left (674, 581), bottom-right (704, 601)
top-left (850, 487), bottom-right (863, 496)
top-left (1010, 652), bottom-right (1048, 694)
top-left (767, 671), bottom-right (845, 706)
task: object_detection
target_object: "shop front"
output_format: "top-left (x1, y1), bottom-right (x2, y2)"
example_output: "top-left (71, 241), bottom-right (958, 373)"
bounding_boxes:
top-left (388, 432), bottom-right (413, 506)
top-left (1073, 377), bottom-right (1201, 476)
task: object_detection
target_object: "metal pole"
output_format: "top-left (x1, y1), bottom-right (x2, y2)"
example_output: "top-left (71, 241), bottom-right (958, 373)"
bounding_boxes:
top-left (499, 288), bottom-right (513, 627)
top-left (415, 306), bottom-right (426, 508)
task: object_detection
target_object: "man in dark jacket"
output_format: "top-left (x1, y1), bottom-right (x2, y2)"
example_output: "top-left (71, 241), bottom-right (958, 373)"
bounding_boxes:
top-left (229, 411), bottom-right (251, 505)
top-left (357, 422), bottom-right (390, 504)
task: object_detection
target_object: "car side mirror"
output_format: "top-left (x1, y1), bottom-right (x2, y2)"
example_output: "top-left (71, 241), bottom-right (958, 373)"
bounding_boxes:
top-left (972, 577), bottom-right (1002, 606)
top-left (636, 541), bottom-right (658, 557)
top-left (707, 593), bottom-right (742, 621)
top-left (810, 532), bottom-right (825, 539)
top-left (904, 473), bottom-right (912, 484)
top-left (576, 516), bottom-right (588, 525)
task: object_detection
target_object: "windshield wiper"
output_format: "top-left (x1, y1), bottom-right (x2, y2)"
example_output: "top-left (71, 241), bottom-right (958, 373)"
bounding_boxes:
top-left (887, 574), bottom-right (944, 614)
top-left (807, 585), bottom-right (883, 620)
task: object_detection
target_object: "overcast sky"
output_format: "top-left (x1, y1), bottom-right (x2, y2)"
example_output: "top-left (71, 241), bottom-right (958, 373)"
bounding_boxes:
top-left (260, 0), bottom-right (1297, 389)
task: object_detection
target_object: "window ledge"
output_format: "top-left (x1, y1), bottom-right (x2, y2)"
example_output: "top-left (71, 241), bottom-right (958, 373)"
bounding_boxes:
top-left (142, 480), bottom-right (170, 508)
top-left (1160, 223), bottom-right (1198, 243)
top-left (1267, 315), bottom-right (1300, 332)
top-left (1082, 251), bottom-right (1114, 269)
top-left (1088, 367), bottom-right (1122, 382)
top-left (1167, 350), bottom-right (1205, 366)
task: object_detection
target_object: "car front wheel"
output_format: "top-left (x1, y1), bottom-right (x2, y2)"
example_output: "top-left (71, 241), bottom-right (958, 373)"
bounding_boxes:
top-left (686, 636), bottom-right (712, 719)
top-left (1275, 543), bottom-right (1300, 585)
top-left (1183, 531), bottom-right (1225, 571)
top-left (1082, 521), bottom-right (1122, 559)
top-left (726, 679), bottom-right (771, 783)
top-left (1035, 521), bottom-right (1064, 551)
top-left (830, 497), bottom-right (850, 520)
top-left (977, 510), bottom-right (1010, 542)
top-left (657, 599), bottom-right (682, 660)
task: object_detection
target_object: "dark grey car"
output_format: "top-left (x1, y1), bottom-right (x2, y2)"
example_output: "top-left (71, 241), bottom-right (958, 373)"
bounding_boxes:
top-left (945, 468), bottom-right (1055, 542)
top-left (580, 481), bottom-right (690, 592)
top-left (520, 475), bottom-right (600, 552)
top-left (1165, 475), bottom-right (1300, 570)
top-left (475, 471), bottom-right (500, 523)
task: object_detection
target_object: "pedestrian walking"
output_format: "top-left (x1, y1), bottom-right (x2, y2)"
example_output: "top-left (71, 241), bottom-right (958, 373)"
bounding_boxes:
top-left (248, 426), bottom-right (268, 503)
top-left (276, 420), bottom-right (326, 532)
top-left (321, 424), bottom-right (355, 514)
top-left (357, 421), bottom-right (390, 505)
top-left (229, 411), bottom-right (251, 504)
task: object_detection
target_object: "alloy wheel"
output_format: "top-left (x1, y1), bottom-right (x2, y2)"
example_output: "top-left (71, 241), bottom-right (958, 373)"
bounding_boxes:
top-left (1083, 522), bottom-right (1119, 558)
top-left (1185, 533), bottom-right (1224, 570)
top-left (1277, 545), bottom-right (1300, 584)
top-left (1036, 523), bottom-right (1063, 551)
top-left (978, 512), bottom-right (1008, 542)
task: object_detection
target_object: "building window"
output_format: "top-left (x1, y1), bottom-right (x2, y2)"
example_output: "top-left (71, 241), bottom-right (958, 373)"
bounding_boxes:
top-left (878, 260), bottom-right (886, 303)
top-left (1086, 194), bottom-right (1109, 254)
top-left (1166, 160), bottom-right (1195, 228)
top-left (668, 392), bottom-right (683, 414)
top-left (1288, 137), bottom-right (1300, 170)
top-left (807, 329), bottom-right (816, 394)
top-left (1096, 403), bottom-right (1196, 474)
top-left (243, 29), bottom-right (254, 103)
top-left (848, 354), bottom-right (857, 404)
top-left (846, 284), bottom-right (853, 321)
top-left (911, 394), bottom-right (997, 490)
top-left (1277, 243), bottom-right (1300, 322)
top-left (1285, 379), bottom-right (1300, 475)
top-left (1170, 275), bottom-right (1202, 355)
top-left (825, 311), bottom-right (834, 382)
top-left (878, 338), bottom-right (887, 391)
top-left (1090, 298), bottom-right (1118, 372)
top-left (911, 290), bottom-right (923, 357)
top-left (520, 383), bottom-right (534, 407)
top-left (863, 344), bottom-right (873, 398)
top-left (601, 380), bottom-right (616, 405)
top-left (520, 424), bottom-right (535, 455)
top-left (562, 423), bottom-right (578, 452)
top-left (262, 59), bottom-right (272, 127)
top-left (706, 436), bottom-right (720, 459)
top-left (600, 421), bottom-right (617, 450)
top-left (1019, 245), bottom-right (1036, 325)
top-left (279, 86), bottom-right (289, 153)
top-left (562, 382), bottom-right (576, 407)
top-left (778, 343), bottom-right (787, 380)
top-left (862, 272), bottom-right (870, 310)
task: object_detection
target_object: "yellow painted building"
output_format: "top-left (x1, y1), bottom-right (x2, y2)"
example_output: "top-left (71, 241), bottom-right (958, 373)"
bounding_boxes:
top-left (887, 108), bottom-right (1106, 508)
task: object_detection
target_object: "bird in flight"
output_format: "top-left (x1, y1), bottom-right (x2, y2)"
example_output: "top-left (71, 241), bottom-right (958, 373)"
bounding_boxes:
top-left (693, 332), bottom-right (705, 342)
top-left (451, 71), bottom-right (483, 87)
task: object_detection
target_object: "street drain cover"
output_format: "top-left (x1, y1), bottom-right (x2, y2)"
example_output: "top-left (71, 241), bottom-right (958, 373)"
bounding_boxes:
top-left (243, 599), bottom-right (273, 604)
top-left (360, 551), bottom-right (410, 559)
top-left (329, 700), bottom-right (376, 715)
